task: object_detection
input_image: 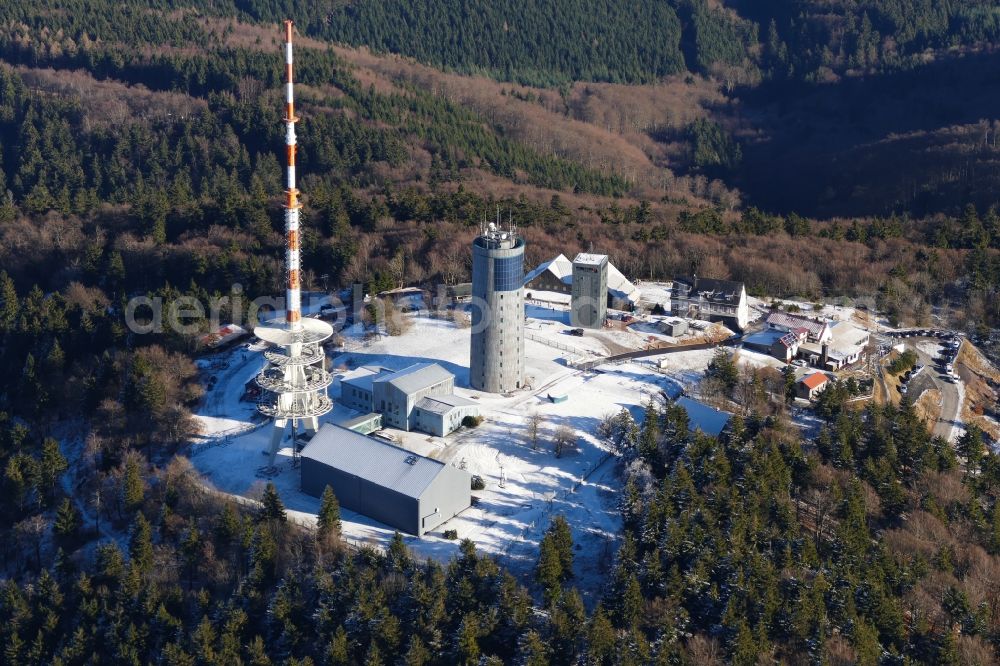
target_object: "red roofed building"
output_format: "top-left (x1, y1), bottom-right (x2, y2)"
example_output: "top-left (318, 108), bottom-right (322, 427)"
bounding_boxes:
top-left (796, 372), bottom-right (830, 401)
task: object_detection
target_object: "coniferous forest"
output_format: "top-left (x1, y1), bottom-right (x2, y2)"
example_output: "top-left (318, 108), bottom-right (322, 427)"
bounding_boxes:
top-left (1, 0), bottom-right (1000, 664)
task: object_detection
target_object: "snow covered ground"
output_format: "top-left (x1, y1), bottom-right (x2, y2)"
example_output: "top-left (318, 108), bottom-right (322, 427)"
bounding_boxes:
top-left (187, 313), bottom-right (726, 598)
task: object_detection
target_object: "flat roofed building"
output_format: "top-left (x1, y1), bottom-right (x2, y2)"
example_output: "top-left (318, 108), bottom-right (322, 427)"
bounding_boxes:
top-left (373, 363), bottom-right (455, 431)
top-left (300, 424), bottom-right (471, 536)
top-left (335, 412), bottom-right (383, 435)
top-left (571, 253), bottom-right (609, 329)
top-left (657, 318), bottom-right (688, 337)
top-left (413, 394), bottom-right (480, 437)
top-left (671, 275), bottom-right (749, 331)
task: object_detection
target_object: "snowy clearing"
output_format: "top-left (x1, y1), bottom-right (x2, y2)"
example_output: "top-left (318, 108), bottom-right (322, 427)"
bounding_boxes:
top-left (186, 312), bottom-right (727, 599)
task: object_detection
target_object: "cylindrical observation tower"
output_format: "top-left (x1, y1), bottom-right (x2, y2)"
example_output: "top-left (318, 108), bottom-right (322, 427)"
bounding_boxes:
top-left (469, 223), bottom-right (525, 393)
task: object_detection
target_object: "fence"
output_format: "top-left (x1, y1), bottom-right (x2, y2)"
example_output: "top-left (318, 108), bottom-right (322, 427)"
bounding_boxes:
top-left (191, 419), bottom-right (270, 453)
top-left (524, 329), bottom-right (602, 357)
top-left (572, 335), bottom-right (739, 371)
top-left (498, 445), bottom-right (616, 557)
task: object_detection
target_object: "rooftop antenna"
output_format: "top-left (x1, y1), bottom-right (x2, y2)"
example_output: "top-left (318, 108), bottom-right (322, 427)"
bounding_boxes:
top-left (253, 20), bottom-right (333, 471)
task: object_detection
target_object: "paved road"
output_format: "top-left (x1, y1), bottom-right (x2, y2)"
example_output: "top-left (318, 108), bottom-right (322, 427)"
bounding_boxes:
top-left (904, 338), bottom-right (963, 441)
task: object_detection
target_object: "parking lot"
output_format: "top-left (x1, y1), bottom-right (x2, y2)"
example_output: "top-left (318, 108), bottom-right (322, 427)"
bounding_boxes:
top-left (894, 333), bottom-right (964, 441)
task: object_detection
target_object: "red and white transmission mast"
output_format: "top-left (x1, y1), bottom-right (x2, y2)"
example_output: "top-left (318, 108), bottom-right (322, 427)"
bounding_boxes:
top-left (254, 20), bottom-right (333, 470)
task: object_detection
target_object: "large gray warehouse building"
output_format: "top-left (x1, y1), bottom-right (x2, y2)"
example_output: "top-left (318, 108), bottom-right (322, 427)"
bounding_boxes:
top-left (470, 223), bottom-right (525, 393)
top-left (300, 424), bottom-right (472, 536)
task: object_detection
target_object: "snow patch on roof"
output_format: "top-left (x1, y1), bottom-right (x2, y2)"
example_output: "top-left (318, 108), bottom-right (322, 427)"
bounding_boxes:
top-left (300, 423), bottom-right (445, 499)
top-left (676, 397), bottom-right (732, 437)
top-left (524, 253), bottom-right (572, 285)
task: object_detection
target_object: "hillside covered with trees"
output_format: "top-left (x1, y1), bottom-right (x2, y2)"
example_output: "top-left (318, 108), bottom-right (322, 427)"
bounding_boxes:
top-left (0, 1), bottom-right (1000, 663)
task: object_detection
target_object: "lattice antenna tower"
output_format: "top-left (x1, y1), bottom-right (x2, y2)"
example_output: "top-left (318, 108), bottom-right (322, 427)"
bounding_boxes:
top-left (253, 20), bottom-right (333, 470)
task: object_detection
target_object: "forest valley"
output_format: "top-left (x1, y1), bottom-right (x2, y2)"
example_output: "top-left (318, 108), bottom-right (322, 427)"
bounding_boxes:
top-left (1, 1), bottom-right (1000, 664)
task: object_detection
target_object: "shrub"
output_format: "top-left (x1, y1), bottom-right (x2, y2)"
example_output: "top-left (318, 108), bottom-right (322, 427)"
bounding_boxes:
top-left (888, 349), bottom-right (918, 376)
top-left (471, 475), bottom-right (485, 490)
top-left (462, 414), bottom-right (483, 428)
top-left (443, 529), bottom-right (458, 540)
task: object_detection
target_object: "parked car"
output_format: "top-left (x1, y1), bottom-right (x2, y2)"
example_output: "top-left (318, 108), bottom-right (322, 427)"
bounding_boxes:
top-left (567, 328), bottom-right (585, 337)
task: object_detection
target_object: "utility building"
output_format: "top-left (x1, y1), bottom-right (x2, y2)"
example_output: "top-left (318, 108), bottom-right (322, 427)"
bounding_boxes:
top-left (300, 424), bottom-right (471, 536)
top-left (571, 253), bottom-right (608, 329)
top-left (470, 222), bottom-right (525, 393)
top-left (373, 363), bottom-right (455, 431)
top-left (413, 394), bottom-right (480, 436)
top-left (340, 363), bottom-right (478, 436)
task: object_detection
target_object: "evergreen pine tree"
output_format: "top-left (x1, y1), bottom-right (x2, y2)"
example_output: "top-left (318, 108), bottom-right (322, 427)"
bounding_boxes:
top-left (0, 270), bottom-right (17, 334)
top-left (730, 620), bottom-right (759, 666)
top-left (586, 604), bottom-right (615, 664)
top-left (215, 501), bottom-right (241, 546)
top-left (516, 630), bottom-right (549, 666)
top-left (549, 514), bottom-right (574, 579)
top-left (989, 501), bottom-right (1000, 555)
top-left (958, 425), bottom-right (985, 473)
top-left (364, 642), bottom-right (383, 666)
top-left (936, 629), bottom-right (961, 666)
top-left (328, 626), bottom-right (349, 665)
top-left (639, 401), bottom-right (660, 462)
top-left (317, 485), bottom-right (341, 539)
top-left (181, 522), bottom-right (202, 587)
top-left (619, 572), bottom-right (643, 628)
top-left (39, 437), bottom-right (68, 503)
top-left (246, 636), bottom-right (272, 666)
top-left (54, 497), bottom-right (81, 538)
top-left (403, 635), bottom-right (430, 666)
top-left (535, 533), bottom-right (563, 604)
top-left (454, 613), bottom-right (481, 665)
top-left (388, 531), bottom-right (410, 571)
top-left (129, 513), bottom-right (153, 574)
top-left (260, 482), bottom-right (286, 522)
top-left (122, 455), bottom-right (144, 512)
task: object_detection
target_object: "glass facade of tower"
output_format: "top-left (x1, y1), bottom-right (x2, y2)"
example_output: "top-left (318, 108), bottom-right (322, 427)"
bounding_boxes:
top-left (492, 254), bottom-right (523, 292)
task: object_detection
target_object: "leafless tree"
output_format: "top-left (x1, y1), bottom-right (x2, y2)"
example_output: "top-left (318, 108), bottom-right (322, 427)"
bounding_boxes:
top-left (526, 411), bottom-right (544, 450)
top-left (553, 425), bottom-right (577, 458)
top-left (16, 514), bottom-right (48, 570)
